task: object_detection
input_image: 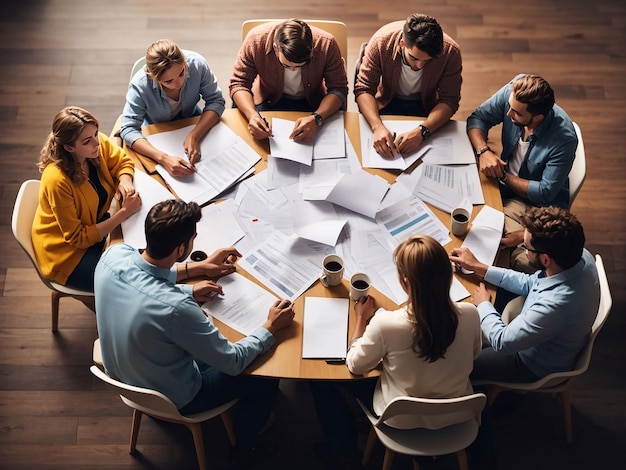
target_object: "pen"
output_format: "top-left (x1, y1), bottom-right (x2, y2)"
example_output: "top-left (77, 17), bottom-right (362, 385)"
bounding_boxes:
top-left (257, 109), bottom-right (269, 130)
top-left (325, 359), bottom-right (346, 365)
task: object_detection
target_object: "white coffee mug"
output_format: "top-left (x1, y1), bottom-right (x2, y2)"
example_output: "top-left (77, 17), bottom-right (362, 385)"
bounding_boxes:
top-left (320, 254), bottom-right (344, 287)
top-left (451, 207), bottom-right (471, 237)
top-left (350, 273), bottom-right (371, 301)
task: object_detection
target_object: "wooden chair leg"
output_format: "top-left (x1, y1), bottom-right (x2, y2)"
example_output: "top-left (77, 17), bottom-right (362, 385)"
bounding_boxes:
top-left (412, 457), bottom-right (421, 470)
top-left (51, 291), bottom-right (61, 332)
top-left (487, 385), bottom-right (504, 406)
top-left (362, 427), bottom-right (376, 465)
top-left (560, 390), bottom-right (573, 444)
top-left (188, 423), bottom-right (207, 470)
top-left (456, 449), bottom-right (470, 470)
top-left (221, 409), bottom-right (236, 446)
top-left (129, 409), bottom-right (142, 453)
top-left (382, 448), bottom-right (395, 470)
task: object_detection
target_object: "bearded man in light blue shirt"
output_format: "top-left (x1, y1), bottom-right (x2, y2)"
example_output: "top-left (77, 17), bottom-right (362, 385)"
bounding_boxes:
top-left (95, 199), bottom-right (294, 467)
top-left (449, 207), bottom-right (599, 382)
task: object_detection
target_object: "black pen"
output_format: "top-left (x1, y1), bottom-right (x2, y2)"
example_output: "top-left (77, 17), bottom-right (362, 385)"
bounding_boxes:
top-left (325, 359), bottom-right (346, 365)
top-left (257, 109), bottom-right (270, 131)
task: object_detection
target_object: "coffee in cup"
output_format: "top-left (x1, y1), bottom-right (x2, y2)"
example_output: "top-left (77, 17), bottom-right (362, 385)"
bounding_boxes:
top-left (350, 273), bottom-right (371, 301)
top-left (320, 254), bottom-right (344, 287)
top-left (451, 207), bottom-right (471, 237)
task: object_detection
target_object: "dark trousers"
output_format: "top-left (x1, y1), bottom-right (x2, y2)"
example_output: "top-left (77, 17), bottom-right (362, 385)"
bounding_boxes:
top-left (179, 362), bottom-right (279, 451)
top-left (379, 97), bottom-right (427, 117)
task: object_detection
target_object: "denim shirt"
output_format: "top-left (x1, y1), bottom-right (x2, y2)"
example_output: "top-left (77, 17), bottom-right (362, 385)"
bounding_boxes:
top-left (467, 74), bottom-right (577, 208)
top-left (94, 244), bottom-right (274, 409)
top-left (120, 50), bottom-right (226, 148)
top-left (478, 249), bottom-right (599, 378)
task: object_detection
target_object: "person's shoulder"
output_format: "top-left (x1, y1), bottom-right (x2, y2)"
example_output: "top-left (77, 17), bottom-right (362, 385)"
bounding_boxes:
top-left (455, 302), bottom-right (479, 318)
top-left (442, 32), bottom-right (461, 50)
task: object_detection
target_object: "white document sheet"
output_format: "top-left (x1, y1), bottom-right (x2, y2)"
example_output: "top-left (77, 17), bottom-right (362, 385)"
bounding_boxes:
top-left (292, 199), bottom-right (347, 246)
top-left (201, 272), bottom-right (278, 335)
top-left (265, 155), bottom-right (301, 190)
top-left (325, 171), bottom-right (390, 219)
top-left (376, 195), bottom-right (451, 248)
top-left (191, 199), bottom-right (246, 257)
top-left (299, 158), bottom-right (347, 201)
top-left (269, 118), bottom-right (314, 165)
top-left (238, 232), bottom-right (323, 301)
top-left (302, 297), bottom-right (349, 359)
top-left (312, 112), bottom-right (346, 160)
top-left (461, 205), bottom-right (505, 266)
top-left (422, 120), bottom-right (476, 165)
top-left (150, 123), bottom-right (260, 205)
top-left (417, 163), bottom-right (484, 206)
top-left (121, 169), bottom-right (175, 249)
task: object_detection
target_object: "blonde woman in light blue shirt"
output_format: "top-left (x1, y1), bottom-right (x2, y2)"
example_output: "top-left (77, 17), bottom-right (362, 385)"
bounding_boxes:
top-left (121, 39), bottom-right (225, 177)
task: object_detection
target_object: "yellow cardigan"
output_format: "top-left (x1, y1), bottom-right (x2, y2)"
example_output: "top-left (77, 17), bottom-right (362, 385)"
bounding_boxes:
top-left (31, 133), bottom-right (135, 285)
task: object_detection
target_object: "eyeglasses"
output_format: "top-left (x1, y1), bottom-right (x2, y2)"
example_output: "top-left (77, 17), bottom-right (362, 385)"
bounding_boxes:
top-left (519, 242), bottom-right (544, 254)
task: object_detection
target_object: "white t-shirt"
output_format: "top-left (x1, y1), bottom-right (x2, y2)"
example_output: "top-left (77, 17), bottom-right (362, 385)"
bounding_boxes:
top-left (396, 63), bottom-right (423, 100)
top-left (509, 138), bottom-right (530, 176)
top-left (282, 68), bottom-right (305, 98)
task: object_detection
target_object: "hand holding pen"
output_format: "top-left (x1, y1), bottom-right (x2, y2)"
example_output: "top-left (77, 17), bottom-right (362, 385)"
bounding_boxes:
top-left (250, 109), bottom-right (273, 140)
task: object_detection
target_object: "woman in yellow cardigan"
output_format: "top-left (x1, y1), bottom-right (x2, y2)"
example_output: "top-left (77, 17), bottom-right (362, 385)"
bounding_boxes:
top-left (32, 106), bottom-right (142, 292)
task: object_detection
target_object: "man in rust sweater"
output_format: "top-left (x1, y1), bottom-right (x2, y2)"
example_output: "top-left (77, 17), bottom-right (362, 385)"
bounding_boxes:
top-left (230, 19), bottom-right (348, 143)
top-left (355, 14), bottom-right (462, 158)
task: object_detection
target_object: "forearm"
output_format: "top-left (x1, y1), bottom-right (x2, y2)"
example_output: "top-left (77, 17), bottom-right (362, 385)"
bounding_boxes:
top-left (500, 172), bottom-right (530, 198)
top-left (232, 90), bottom-right (258, 121)
top-left (131, 138), bottom-right (172, 165)
top-left (188, 110), bottom-right (220, 141)
top-left (96, 207), bottom-right (131, 238)
top-left (421, 103), bottom-right (454, 134)
top-left (314, 93), bottom-right (343, 120)
top-left (356, 93), bottom-right (385, 131)
top-left (467, 127), bottom-right (490, 152)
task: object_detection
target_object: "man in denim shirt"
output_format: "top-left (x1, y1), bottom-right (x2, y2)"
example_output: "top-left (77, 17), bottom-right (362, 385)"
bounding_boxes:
top-left (449, 207), bottom-right (599, 383)
top-left (467, 74), bottom-right (577, 273)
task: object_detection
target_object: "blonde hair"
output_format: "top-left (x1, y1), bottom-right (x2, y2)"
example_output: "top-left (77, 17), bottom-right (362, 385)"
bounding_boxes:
top-left (38, 106), bottom-right (99, 184)
top-left (145, 39), bottom-right (187, 84)
top-left (394, 235), bottom-right (458, 362)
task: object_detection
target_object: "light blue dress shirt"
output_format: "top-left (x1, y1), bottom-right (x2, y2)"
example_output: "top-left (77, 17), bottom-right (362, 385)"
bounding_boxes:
top-left (94, 244), bottom-right (274, 409)
top-left (467, 74), bottom-right (578, 208)
top-left (478, 249), bottom-right (599, 378)
top-left (120, 50), bottom-right (226, 148)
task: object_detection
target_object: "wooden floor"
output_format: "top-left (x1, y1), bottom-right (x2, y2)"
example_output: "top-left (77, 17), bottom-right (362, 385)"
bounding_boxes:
top-left (1, 1), bottom-right (625, 469)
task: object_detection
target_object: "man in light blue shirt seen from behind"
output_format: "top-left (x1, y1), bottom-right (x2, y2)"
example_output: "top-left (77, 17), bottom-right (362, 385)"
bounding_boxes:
top-left (95, 199), bottom-right (294, 468)
top-left (449, 206), bottom-right (599, 382)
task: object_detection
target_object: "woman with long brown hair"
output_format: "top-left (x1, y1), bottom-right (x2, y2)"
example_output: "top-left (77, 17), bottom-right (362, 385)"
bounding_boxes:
top-left (32, 106), bottom-right (141, 292)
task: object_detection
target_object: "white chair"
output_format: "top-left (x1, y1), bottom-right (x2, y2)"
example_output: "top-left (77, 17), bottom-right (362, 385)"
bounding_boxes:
top-left (90, 365), bottom-right (238, 470)
top-left (569, 121), bottom-right (586, 208)
top-left (241, 19), bottom-right (348, 65)
top-left (475, 254), bottom-right (612, 444)
top-left (11, 180), bottom-right (94, 331)
top-left (357, 393), bottom-right (487, 470)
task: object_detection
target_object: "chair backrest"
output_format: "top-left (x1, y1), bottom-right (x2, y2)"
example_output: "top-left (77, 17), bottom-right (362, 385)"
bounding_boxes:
top-left (241, 19), bottom-right (348, 63)
top-left (569, 122), bottom-right (586, 208)
top-left (377, 393), bottom-right (486, 426)
top-left (129, 56), bottom-right (146, 83)
top-left (573, 254), bottom-right (612, 372)
top-left (11, 180), bottom-right (55, 286)
top-left (90, 365), bottom-right (182, 420)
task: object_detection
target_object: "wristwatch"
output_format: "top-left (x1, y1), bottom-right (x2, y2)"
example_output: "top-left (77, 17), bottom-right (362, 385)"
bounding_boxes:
top-left (312, 112), bottom-right (323, 127)
top-left (499, 170), bottom-right (508, 185)
top-left (419, 124), bottom-right (431, 141)
top-left (475, 145), bottom-right (491, 157)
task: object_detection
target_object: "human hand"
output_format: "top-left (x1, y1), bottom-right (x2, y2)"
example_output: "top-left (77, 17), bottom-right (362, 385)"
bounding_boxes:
top-left (478, 151), bottom-right (506, 179)
top-left (120, 191), bottom-right (142, 217)
top-left (449, 247), bottom-right (487, 277)
top-left (263, 299), bottom-right (295, 335)
top-left (199, 247), bottom-right (242, 278)
top-left (500, 230), bottom-right (524, 248)
top-left (471, 282), bottom-right (491, 306)
top-left (161, 154), bottom-right (195, 177)
top-left (249, 114), bottom-right (273, 140)
top-left (395, 128), bottom-right (423, 155)
top-left (183, 133), bottom-right (202, 165)
top-left (372, 126), bottom-right (398, 159)
top-left (290, 115), bottom-right (318, 142)
top-left (354, 295), bottom-right (376, 323)
top-left (192, 280), bottom-right (224, 303)
top-left (116, 175), bottom-right (135, 202)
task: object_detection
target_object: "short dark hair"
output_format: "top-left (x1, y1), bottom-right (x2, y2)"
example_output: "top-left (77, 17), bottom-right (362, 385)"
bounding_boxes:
top-left (511, 75), bottom-right (555, 117)
top-left (144, 200), bottom-right (201, 259)
top-left (521, 206), bottom-right (585, 270)
top-left (402, 14), bottom-right (444, 58)
top-left (274, 19), bottom-right (312, 64)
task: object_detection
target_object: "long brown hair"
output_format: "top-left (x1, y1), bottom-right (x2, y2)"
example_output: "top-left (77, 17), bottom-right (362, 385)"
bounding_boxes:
top-left (394, 235), bottom-right (459, 362)
top-left (38, 106), bottom-right (99, 184)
